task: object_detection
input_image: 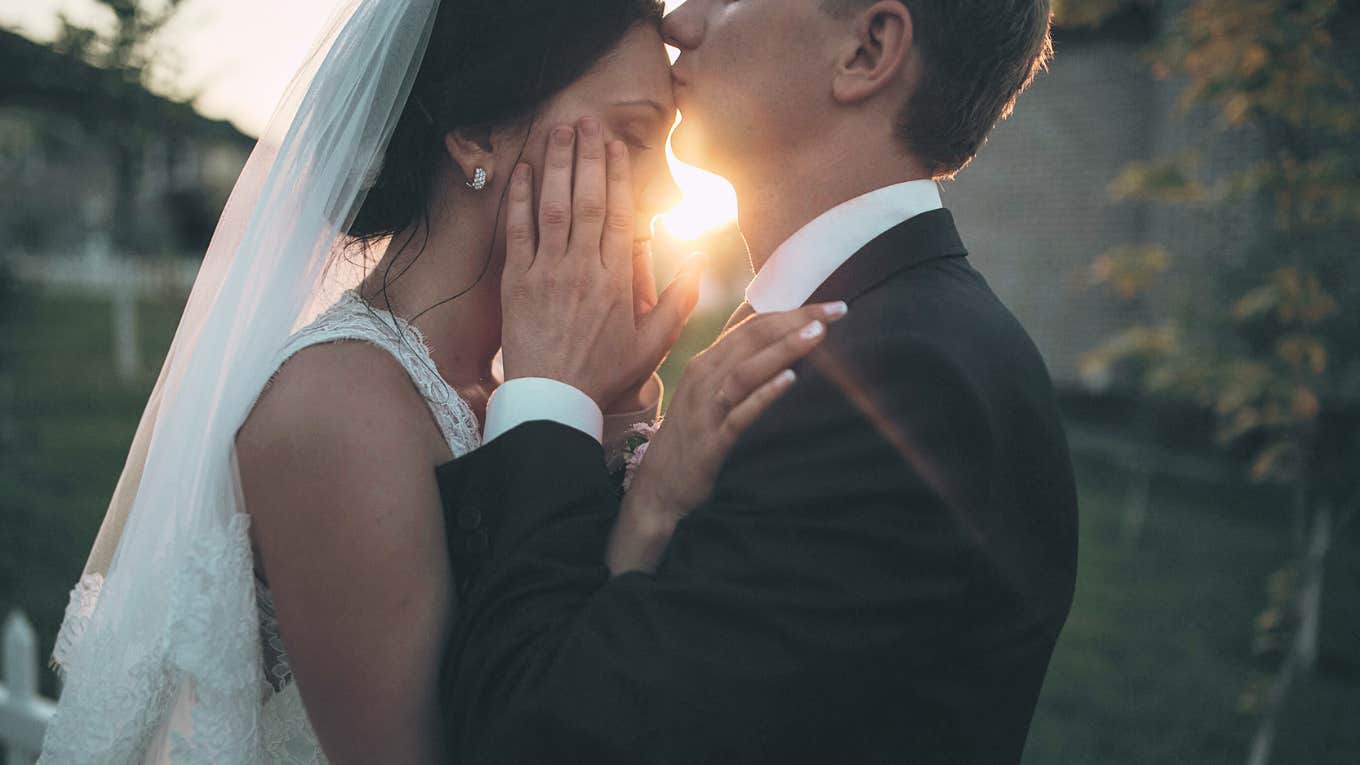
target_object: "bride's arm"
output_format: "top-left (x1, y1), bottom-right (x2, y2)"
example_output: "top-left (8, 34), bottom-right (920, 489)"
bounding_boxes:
top-left (236, 342), bottom-right (452, 765)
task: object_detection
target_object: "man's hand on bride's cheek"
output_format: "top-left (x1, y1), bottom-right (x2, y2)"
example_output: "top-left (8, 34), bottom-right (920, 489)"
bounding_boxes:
top-left (607, 301), bottom-right (850, 575)
top-left (498, 117), bottom-right (704, 409)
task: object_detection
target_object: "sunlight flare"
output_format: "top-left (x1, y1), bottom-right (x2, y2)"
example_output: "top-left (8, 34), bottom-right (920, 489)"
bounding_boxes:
top-left (660, 119), bottom-right (739, 240)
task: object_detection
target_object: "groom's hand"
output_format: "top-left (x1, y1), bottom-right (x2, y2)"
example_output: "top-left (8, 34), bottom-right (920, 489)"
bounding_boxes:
top-left (499, 117), bottom-right (704, 408)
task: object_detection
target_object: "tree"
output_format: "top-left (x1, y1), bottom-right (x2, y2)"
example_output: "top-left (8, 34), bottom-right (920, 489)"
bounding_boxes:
top-left (49, 0), bottom-right (188, 255)
top-left (1059, 1), bottom-right (1359, 761)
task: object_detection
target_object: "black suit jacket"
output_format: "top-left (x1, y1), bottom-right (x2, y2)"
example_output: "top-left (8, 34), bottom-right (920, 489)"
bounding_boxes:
top-left (435, 209), bottom-right (1079, 764)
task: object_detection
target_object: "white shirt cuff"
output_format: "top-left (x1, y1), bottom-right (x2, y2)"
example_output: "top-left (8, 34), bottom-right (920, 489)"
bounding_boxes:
top-left (483, 377), bottom-right (605, 445)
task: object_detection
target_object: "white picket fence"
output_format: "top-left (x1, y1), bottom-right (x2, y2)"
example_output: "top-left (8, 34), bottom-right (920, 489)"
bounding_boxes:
top-left (3, 247), bottom-right (198, 383)
top-left (0, 612), bottom-right (55, 765)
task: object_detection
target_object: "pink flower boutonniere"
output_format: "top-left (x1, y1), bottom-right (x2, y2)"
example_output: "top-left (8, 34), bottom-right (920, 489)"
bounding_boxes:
top-left (608, 421), bottom-right (657, 493)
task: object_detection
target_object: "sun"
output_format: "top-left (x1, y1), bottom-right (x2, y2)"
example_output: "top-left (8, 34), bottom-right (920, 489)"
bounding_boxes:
top-left (659, 116), bottom-right (739, 240)
top-left (656, 23), bottom-right (739, 242)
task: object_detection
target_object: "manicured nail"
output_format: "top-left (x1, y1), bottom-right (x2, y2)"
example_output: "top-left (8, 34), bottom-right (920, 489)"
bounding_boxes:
top-left (609, 140), bottom-right (627, 160)
top-left (822, 301), bottom-right (849, 320)
top-left (800, 321), bottom-right (825, 340)
top-left (579, 117), bottom-right (600, 137)
top-left (553, 126), bottom-right (574, 146)
top-left (776, 369), bottom-right (797, 387)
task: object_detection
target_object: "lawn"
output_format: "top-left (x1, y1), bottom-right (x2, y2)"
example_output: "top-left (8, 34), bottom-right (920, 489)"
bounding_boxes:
top-left (2, 289), bottom-right (1356, 762)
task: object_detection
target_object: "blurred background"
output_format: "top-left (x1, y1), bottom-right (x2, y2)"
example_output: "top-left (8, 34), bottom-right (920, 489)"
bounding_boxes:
top-left (1, 0), bottom-right (1357, 763)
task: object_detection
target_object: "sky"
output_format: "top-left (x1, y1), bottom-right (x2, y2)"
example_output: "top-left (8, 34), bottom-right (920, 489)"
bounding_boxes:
top-left (0, 0), bottom-right (737, 238)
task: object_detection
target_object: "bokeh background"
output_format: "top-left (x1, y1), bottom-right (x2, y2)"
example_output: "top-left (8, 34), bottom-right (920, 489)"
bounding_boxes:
top-left (1, 1), bottom-right (1357, 763)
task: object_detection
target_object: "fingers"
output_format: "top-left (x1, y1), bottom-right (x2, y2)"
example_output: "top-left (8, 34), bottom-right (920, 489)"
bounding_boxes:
top-left (711, 302), bottom-right (849, 442)
top-left (570, 118), bottom-right (608, 258)
top-left (538, 125), bottom-right (575, 262)
top-left (637, 254), bottom-right (706, 369)
top-left (723, 370), bottom-right (799, 442)
top-left (706, 301), bottom-right (849, 369)
top-left (723, 317), bottom-right (829, 405)
top-left (504, 164), bottom-right (536, 275)
top-left (602, 140), bottom-right (636, 271)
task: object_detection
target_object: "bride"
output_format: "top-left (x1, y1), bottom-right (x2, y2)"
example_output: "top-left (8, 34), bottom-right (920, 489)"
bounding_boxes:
top-left (38, 0), bottom-right (833, 762)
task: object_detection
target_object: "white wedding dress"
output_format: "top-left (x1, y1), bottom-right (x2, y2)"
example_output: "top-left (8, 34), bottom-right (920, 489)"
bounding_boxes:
top-left (54, 290), bottom-right (483, 764)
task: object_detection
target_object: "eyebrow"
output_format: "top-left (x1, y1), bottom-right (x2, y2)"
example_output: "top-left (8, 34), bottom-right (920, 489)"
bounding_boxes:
top-left (613, 98), bottom-right (673, 116)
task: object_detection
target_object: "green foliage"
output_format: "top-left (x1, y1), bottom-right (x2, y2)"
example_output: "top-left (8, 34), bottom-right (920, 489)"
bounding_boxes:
top-left (1083, 0), bottom-right (1359, 488)
top-left (52, 0), bottom-right (186, 85)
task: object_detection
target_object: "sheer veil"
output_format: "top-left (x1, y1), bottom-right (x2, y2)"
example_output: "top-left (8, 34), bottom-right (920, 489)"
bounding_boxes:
top-left (40, 0), bottom-right (440, 760)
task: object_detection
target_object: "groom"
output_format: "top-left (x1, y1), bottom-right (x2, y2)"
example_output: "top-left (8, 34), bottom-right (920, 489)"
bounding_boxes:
top-left (437, 1), bottom-right (1076, 763)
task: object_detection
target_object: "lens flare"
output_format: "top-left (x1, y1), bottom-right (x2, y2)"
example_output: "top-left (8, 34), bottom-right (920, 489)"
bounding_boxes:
top-left (660, 116), bottom-right (739, 240)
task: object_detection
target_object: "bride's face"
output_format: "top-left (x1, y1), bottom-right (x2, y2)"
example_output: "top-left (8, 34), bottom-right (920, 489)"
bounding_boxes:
top-left (506, 24), bottom-right (681, 249)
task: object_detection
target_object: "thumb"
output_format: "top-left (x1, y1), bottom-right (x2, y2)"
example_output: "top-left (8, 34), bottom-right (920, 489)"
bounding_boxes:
top-left (638, 252), bottom-right (705, 366)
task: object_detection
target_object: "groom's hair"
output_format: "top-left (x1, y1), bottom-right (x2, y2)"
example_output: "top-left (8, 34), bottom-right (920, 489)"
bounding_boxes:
top-left (823, 0), bottom-right (1053, 178)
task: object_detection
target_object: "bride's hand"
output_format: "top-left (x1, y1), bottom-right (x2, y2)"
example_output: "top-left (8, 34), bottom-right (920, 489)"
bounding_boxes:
top-left (607, 301), bottom-right (849, 575)
top-left (499, 117), bottom-right (702, 408)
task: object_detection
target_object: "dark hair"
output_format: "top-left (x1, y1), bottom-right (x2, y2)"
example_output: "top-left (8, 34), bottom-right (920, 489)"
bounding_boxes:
top-left (824, 0), bottom-right (1053, 178)
top-left (350, 0), bottom-right (665, 242)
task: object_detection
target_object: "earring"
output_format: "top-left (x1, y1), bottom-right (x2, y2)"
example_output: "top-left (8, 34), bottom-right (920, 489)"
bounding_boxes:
top-left (466, 167), bottom-right (489, 191)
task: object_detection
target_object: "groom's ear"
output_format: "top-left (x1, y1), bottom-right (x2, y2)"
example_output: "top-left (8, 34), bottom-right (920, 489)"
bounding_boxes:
top-left (831, 1), bottom-right (914, 106)
top-left (444, 128), bottom-right (497, 187)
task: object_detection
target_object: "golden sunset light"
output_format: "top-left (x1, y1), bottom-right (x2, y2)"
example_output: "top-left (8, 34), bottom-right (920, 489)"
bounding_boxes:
top-left (659, 117), bottom-right (740, 240)
top-left (660, 4), bottom-right (739, 241)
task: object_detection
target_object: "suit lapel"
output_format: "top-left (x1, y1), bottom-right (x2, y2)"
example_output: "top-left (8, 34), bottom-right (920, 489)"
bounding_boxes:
top-left (805, 208), bottom-right (968, 307)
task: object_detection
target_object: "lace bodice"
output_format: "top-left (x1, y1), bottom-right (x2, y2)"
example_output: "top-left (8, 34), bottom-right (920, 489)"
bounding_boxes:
top-left (251, 289), bottom-right (484, 762)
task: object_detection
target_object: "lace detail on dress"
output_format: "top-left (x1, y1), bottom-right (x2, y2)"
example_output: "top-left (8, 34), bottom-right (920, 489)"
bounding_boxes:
top-left (266, 290), bottom-right (481, 458)
top-left (51, 572), bottom-right (104, 671)
top-left (42, 514), bottom-right (268, 764)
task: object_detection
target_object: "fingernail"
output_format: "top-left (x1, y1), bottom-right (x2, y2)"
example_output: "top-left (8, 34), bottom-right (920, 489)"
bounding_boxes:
top-left (553, 126), bottom-right (574, 146)
top-left (514, 163), bottom-right (530, 182)
top-left (776, 370), bottom-right (797, 387)
top-left (579, 117), bottom-right (600, 137)
top-left (800, 321), bottom-right (825, 340)
top-left (822, 301), bottom-right (849, 320)
top-left (609, 140), bottom-right (627, 160)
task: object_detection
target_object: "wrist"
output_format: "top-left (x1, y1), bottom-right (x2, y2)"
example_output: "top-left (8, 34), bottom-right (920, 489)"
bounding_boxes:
top-left (604, 374), bottom-right (662, 416)
top-left (608, 493), bottom-right (680, 575)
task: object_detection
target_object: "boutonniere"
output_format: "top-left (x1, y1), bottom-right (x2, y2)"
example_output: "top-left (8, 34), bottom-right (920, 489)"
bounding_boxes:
top-left (608, 421), bottom-right (657, 493)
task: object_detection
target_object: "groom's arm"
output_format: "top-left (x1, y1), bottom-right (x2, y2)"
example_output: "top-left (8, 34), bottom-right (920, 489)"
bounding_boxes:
top-left (438, 335), bottom-right (1002, 764)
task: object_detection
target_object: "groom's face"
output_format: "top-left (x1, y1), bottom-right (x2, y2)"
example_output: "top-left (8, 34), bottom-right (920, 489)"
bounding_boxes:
top-left (663, 0), bottom-right (840, 181)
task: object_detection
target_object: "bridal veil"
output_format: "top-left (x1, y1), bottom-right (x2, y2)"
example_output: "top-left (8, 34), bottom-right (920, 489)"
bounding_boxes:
top-left (39, 0), bottom-right (440, 760)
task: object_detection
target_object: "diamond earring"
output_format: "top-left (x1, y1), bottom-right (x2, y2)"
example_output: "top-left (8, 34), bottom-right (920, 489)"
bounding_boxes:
top-left (466, 167), bottom-right (489, 191)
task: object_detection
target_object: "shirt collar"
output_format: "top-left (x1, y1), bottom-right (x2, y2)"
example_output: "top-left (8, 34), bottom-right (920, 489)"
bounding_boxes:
top-left (746, 180), bottom-right (943, 313)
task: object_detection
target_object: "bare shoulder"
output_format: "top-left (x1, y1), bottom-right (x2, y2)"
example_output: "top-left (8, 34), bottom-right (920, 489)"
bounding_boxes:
top-left (238, 339), bottom-right (441, 463)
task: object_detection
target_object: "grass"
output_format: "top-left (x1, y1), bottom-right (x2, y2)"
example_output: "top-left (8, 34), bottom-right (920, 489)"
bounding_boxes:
top-left (1, 290), bottom-right (1356, 762)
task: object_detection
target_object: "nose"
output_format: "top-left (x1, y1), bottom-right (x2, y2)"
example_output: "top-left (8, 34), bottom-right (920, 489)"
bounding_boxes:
top-left (661, 0), bottom-right (704, 51)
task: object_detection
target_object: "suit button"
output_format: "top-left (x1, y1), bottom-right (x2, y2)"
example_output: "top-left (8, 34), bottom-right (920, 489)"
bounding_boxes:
top-left (466, 529), bottom-right (489, 555)
top-left (458, 505), bottom-right (483, 531)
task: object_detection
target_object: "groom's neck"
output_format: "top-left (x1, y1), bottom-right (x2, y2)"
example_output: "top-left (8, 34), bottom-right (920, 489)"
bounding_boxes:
top-left (734, 146), bottom-right (931, 274)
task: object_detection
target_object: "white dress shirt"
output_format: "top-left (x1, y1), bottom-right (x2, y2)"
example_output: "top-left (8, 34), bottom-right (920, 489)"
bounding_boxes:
top-left (482, 179), bottom-right (942, 444)
top-left (746, 179), bottom-right (943, 313)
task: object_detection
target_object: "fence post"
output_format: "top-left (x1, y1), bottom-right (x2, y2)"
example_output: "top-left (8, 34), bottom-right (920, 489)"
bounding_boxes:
top-left (113, 278), bottom-right (141, 383)
top-left (1, 611), bottom-right (55, 765)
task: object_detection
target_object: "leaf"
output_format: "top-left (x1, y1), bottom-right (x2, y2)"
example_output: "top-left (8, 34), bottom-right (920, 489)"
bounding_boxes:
top-left (1089, 245), bottom-right (1171, 300)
